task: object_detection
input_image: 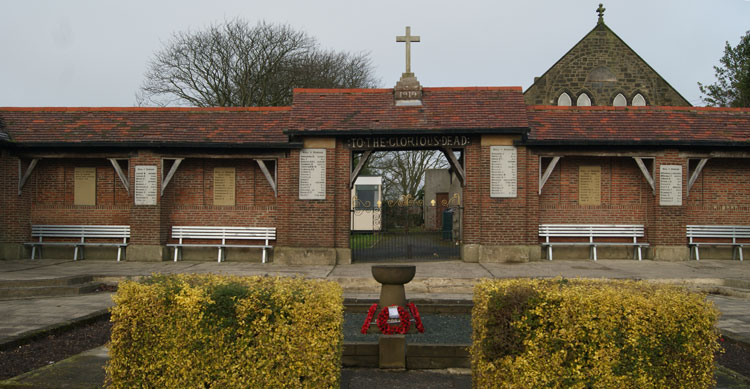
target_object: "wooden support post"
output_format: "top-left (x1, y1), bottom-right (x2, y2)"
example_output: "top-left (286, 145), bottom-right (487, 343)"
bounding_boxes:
top-left (442, 148), bottom-right (465, 186)
top-left (18, 158), bottom-right (39, 196)
top-left (256, 159), bottom-right (277, 197)
top-left (538, 156), bottom-right (561, 194)
top-left (161, 158), bottom-right (184, 196)
top-left (350, 150), bottom-right (373, 188)
top-left (687, 158), bottom-right (709, 195)
top-left (108, 158), bottom-right (130, 194)
top-left (633, 157), bottom-right (655, 194)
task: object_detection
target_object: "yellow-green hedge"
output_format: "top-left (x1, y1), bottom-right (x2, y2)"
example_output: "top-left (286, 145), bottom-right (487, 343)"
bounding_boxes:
top-left (471, 278), bottom-right (720, 388)
top-left (106, 274), bottom-right (343, 388)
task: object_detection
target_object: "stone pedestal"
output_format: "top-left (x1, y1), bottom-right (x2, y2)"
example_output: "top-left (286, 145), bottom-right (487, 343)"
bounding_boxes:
top-left (379, 335), bottom-right (406, 369)
top-left (371, 265), bottom-right (416, 308)
top-left (371, 265), bottom-right (416, 369)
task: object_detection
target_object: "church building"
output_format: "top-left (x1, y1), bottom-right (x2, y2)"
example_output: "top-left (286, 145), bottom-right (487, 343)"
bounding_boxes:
top-left (1, 8), bottom-right (749, 264)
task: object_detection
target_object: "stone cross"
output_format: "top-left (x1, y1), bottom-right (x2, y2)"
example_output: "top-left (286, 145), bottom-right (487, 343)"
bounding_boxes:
top-left (396, 26), bottom-right (420, 74)
top-left (597, 3), bottom-right (606, 24)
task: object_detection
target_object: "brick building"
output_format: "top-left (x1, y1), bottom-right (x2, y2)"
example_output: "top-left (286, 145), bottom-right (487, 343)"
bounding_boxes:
top-left (523, 7), bottom-right (690, 107)
top-left (1, 15), bottom-right (749, 264)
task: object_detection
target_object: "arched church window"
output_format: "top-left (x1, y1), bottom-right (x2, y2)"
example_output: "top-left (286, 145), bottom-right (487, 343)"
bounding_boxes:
top-left (557, 92), bottom-right (572, 106)
top-left (632, 93), bottom-right (647, 106)
top-left (613, 93), bottom-right (627, 107)
top-left (576, 93), bottom-right (592, 106)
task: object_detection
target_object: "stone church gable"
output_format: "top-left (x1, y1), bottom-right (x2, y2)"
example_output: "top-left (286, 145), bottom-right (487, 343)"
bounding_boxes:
top-left (523, 20), bottom-right (691, 107)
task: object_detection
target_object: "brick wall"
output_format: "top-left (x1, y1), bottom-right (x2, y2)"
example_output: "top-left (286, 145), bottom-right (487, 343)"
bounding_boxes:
top-left (4, 153), bottom-right (281, 247)
top-left (538, 156), bottom-right (651, 228)
top-left (277, 146), bottom-right (339, 248)
top-left (3, 144), bottom-right (749, 260)
top-left (461, 140), bottom-right (481, 245)
top-left (478, 145), bottom-right (535, 245)
top-left (29, 159), bottom-right (130, 226)
top-left (686, 158), bottom-right (750, 225)
top-left (161, 158), bottom-right (277, 244)
top-left (0, 152), bottom-right (32, 243)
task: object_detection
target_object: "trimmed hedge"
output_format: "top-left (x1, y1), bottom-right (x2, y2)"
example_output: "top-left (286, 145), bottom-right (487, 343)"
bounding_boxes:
top-left (471, 278), bottom-right (720, 388)
top-left (106, 274), bottom-right (343, 388)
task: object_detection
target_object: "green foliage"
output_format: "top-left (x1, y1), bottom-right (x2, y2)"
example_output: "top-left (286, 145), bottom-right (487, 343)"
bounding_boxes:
top-left (699, 30), bottom-right (750, 107)
top-left (471, 278), bottom-right (721, 388)
top-left (106, 274), bottom-right (343, 388)
top-left (482, 286), bottom-right (540, 359)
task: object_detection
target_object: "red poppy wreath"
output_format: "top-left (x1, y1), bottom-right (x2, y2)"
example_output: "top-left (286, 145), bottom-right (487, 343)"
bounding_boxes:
top-left (376, 305), bottom-right (411, 335)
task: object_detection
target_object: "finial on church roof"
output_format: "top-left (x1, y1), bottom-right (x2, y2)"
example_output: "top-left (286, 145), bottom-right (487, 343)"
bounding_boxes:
top-left (597, 3), bottom-right (606, 24)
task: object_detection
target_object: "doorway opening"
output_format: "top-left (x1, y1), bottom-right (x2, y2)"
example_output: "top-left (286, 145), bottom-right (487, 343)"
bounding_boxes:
top-left (350, 149), bottom-right (463, 262)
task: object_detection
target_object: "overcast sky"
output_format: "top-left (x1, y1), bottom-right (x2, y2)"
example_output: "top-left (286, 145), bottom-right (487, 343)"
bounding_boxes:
top-left (1, 0), bottom-right (748, 107)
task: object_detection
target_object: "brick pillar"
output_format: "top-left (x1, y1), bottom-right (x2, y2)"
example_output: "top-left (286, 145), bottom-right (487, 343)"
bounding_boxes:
top-left (274, 139), bottom-right (339, 265)
top-left (460, 138), bottom-right (481, 261)
top-left (651, 150), bottom-right (688, 261)
top-left (128, 150), bottom-right (165, 261)
top-left (525, 150), bottom-right (541, 259)
top-left (0, 151), bottom-right (33, 259)
top-left (333, 139), bottom-right (352, 263)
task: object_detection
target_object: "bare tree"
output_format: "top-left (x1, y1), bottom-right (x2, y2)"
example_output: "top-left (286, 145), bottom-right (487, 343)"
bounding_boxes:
top-left (368, 151), bottom-right (449, 201)
top-left (137, 20), bottom-right (379, 107)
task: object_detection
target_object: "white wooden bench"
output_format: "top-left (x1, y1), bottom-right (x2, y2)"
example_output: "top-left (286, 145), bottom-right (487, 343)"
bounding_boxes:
top-left (539, 224), bottom-right (648, 261)
top-left (167, 226), bottom-right (276, 263)
top-left (25, 225), bottom-right (130, 261)
top-left (687, 225), bottom-right (749, 261)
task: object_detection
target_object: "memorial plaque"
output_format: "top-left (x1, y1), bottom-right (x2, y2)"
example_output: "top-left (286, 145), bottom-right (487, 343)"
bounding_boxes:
top-left (578, 166), bottom-right (601, 206)
top-left (490, 146), bottom-right (517, 198)
top-left (660, 165), bottom-right (682, 206)
top-left (299, 149), bottom-right (326, 200)
top-left (74, 167), bottom-right (96, 206)
top-left (135, 165), bottom-right (158, 205)
top-left (213, 167), bottom-right (235, 206)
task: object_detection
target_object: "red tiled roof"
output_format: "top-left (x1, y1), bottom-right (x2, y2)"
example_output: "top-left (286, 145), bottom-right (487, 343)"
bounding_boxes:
top-left (288, 87), bottom-right (529, 132)
top-left (527, 106), bottom-right (750, 145)
top-left (0, 107), bottom-right (291, 146)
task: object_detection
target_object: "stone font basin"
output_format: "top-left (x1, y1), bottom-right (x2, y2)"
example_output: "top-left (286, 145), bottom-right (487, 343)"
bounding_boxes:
top-left (371, 265), bottom-right (416, 285)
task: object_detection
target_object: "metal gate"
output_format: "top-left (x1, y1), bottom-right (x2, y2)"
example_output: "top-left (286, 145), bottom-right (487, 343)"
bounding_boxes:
top-left (350, 194), bottom-right (462, 262)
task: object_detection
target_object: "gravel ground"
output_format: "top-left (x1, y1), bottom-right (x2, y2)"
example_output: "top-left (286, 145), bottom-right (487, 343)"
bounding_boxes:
top-left (344, 312), bottom-right (472, 344)
top-left (0, 316), bottom-right (112, 381)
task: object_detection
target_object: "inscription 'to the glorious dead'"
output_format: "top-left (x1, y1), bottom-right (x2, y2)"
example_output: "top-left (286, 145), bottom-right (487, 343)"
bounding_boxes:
top-left (346, 135), bottom-right (470, 149)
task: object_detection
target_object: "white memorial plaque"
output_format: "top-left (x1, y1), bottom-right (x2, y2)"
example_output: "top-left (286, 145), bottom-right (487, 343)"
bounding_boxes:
top-left (299, 149), bottom-right (326, 200)
top-left (490, 146), bottom-right (517, 198)
top-left (135, 165), bottom-right (158, 205)
top-left (659, 165), bottom-right (682, 206)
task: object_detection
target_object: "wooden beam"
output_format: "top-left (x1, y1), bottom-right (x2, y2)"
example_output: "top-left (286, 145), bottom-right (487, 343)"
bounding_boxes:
top-left (160, 158), bottom-right (183, 196)
top-left (18, 158), bottom-right (39, 196)
top-left (256, 160), bottom-right (277, 197)
top-left (158, 152), bottom-right (287, 159)
top-left (536, 151), bottom-right (665, 157)
top-left (687, 158), bottom-right (709, 194)
top-left (350, 150), bottom-right (373, 188)
top-left (633, 157), bottom-right (655, 193)
top-left (538, 156), bottom-right (561, 195)
top-left (108, 158), bottom-right (130, 194)
top-left (442, 148), bottom-right (465, 186)
top-left (19, 153), bottom-right (133, 159)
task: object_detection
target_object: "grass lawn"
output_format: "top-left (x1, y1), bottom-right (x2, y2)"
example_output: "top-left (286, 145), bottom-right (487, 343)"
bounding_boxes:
top-left (350, 233), bottom-right (381, 248)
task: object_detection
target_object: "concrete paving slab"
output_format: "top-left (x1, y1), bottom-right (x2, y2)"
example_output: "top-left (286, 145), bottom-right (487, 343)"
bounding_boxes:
top-left (0, 294), bottom-right (113, 345)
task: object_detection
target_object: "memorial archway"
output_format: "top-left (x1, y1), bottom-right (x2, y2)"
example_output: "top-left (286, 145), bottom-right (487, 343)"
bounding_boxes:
top-left (347, 134), bottom-right (468, 262)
